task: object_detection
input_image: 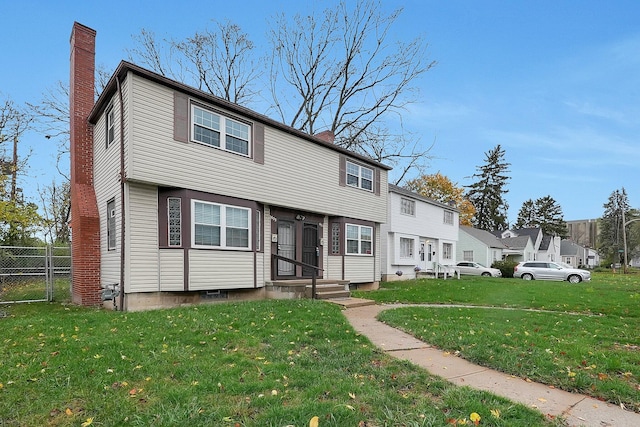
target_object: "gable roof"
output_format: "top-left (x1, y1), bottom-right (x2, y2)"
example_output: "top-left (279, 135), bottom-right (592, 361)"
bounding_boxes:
top-left (459, 226), bottom-right (507, 249)
top-left (388, 184), bottom-right (459, 211)
top-left (539, 234), bottom-right (552, 251)
top-left (500, 235), bottom-right (531, 250)
top-left (89, 60), bottom-right (391, 171)
top-left (560, 240), bottom-right (583, 256)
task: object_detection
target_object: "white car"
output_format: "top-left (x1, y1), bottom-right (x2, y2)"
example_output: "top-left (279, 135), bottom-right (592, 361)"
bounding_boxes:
top-left (513, 261), bottom-right (591, 283)
top-left (455, 262), bottom-right (502, 277)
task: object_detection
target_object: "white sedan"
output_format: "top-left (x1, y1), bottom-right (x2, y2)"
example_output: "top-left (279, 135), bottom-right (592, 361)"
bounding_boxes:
top-left (455, 262), bottom-right (502, 277)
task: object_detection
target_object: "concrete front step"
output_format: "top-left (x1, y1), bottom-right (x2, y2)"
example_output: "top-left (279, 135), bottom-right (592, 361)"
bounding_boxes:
top-left (305, 284), bottom-right (350, 299)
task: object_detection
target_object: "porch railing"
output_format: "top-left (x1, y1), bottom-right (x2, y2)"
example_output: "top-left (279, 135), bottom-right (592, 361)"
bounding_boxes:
top-left (271, 254), bottom-right (324, 299)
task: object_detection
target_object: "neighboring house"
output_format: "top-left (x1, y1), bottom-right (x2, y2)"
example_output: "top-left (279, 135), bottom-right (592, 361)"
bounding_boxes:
top-left (457, 226), bottom-right (506, 267)
top-left (561, 240), bottom-right (598, 268)
top-left (69, 23), bottom-right (389, 310)
top-left (380, 185), bottom-right (458, 281)
top-left (537, 234), bottom-right (562, 262)
top-left (500, 235), bottom-right (535, 262)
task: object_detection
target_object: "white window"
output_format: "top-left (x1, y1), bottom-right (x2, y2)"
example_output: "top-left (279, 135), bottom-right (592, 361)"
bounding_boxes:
top-left (168, 197), bottom-right (182, 246)
top-left (192, 200), bottom-right (250, 249)
top-left (443, 243), bottom-right (453, 260)
top-left (400, 237), bottom-right (414, 258)
top-left (443, 210), bottom-right (454, 225)
top-left (107, 199), bottom-right (116, 250)
top-left (346, 224), bottom-right (373, 255)
top-left (400, 198), bottom-right (415, 216)
top-left (346, 161), bottom-right (374, 191)
top-left (463, 250), bottom-right (473, 262)
top-left (106, 106), bottom-right (115, 147)
top-left (192, 105), bottom-right (250, 156)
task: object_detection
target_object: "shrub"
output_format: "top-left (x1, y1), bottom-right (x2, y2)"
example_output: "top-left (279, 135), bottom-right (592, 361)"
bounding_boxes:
top-left (492, 260), bottom-right (518, 278)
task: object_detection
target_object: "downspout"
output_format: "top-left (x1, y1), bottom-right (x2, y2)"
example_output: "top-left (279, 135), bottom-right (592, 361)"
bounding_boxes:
top-left (116, 76), bottom-right (126, 311)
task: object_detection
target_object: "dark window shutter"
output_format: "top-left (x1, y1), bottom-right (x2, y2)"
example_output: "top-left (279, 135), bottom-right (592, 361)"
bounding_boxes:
top-left (375, 168), bottom-right (381, 196)
top-left (339, 155), bottom-right (346, 187)
top-left (253, 123), bottom-right (264, 164)
top-left (174, 92), bottom-right (189, 143)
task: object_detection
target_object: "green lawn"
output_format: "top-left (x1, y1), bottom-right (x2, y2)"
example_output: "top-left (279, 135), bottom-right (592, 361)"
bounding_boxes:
top-left (353, 272), bottom-right (640, 412)
top-left (0, 296), bottom-right (560, 426)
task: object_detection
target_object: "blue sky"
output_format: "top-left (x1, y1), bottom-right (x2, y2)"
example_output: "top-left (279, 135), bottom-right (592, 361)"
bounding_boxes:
top-left (1, 0), bottom-right (639, 223)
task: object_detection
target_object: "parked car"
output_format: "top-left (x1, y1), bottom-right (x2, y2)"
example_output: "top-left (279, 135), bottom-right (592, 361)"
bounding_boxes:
top-left (513, 261), bottom-right (591, 283)
top-left (455, 262), bottom-right (502, 277)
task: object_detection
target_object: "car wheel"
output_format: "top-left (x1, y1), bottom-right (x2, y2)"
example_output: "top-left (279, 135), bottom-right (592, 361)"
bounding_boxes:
top-left (481, 272), bottom-right (491, 277)
top-left (568, 274), bottom-right (582, 284)
top-left (522, 273), bottom-right (533, 281)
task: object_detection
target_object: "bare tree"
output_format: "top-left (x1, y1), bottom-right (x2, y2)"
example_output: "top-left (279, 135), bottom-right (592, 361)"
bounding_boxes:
top-left (128, 21), bottom-right (261, 105)
top-left (268, 0), bottom-right (436, 176)
top-left (38, 180), bottom-right (70, 245)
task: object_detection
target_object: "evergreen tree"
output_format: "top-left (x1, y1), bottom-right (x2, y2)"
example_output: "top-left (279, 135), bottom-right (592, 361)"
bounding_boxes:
top-left (598, 188), bottom-right (629, 265)
top-left (466, 144), bottom-right (510, 231)
top-left (514, 196), bottom-right (567, 236)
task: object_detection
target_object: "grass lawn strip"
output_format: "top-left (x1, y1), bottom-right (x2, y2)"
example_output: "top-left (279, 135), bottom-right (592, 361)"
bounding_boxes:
top-left (0, 299), bottom-right (561, 426)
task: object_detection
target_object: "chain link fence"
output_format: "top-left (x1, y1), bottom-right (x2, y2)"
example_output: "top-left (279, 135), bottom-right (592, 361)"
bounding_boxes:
top-left (0, 246), bottom-right (71, 304)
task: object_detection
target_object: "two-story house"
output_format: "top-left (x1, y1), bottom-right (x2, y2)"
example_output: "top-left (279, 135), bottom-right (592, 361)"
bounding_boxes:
top-left (380, 185), bottom-right (458, 280)
top-left (69, 23), bottom-right (389, 310)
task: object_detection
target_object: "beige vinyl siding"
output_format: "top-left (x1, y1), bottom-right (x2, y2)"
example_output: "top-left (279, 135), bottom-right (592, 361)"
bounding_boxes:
top-left (188, 250), bottom-right (256, 290)
top-left (326, 257), bottom-right (343, 280)
top-left (126, 75), bottom-right (386, 224)
top-left (127, 183), bottom-right (160, 292)
top-left (159, 250), bottom-right (184, 291)
top-left (94, 87), bottom-right (126, 288)
top-left (343, 256), bottom-right (376, 283)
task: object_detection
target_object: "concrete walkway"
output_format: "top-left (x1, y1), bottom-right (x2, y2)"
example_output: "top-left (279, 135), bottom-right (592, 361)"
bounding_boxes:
top-left (339, 300), bottom-right (640, 427)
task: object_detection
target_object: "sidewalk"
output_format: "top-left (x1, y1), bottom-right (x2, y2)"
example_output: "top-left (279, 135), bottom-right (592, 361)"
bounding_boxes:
top-left (339, 301), bottom-right (640, 427)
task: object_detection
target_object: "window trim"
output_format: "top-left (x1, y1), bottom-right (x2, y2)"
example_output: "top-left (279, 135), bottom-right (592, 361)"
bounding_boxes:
top-left (346, 161), bottom-right (374, 192)
top-left (463, 250), bottom-right (473, 262)
top-left (191, 199), bottom-right (252, 250)
top-left (345, 223), bottom-right (373, 256)
top-left (191, 104), bottom-right (251, 157)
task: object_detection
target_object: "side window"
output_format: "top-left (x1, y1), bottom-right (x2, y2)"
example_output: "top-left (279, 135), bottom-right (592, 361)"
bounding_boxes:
top-left (106, 105), bottom-right (115, 148)
top-left (107, 199), bottom-right (116, 250)
top-left (346, 224), bottom-right (373, 255)
top-left (192, 200), bottom-right (251, 250)
top-left (168, 197), bottom-right (182, 246)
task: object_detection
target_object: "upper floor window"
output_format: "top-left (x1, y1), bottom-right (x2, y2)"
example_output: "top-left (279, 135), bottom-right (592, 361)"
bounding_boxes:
top-left (346, 224), bottom-right (372, 255)
top-left (192, 105), bottom-right (250, 156)
top-left (107, 199), bottom-right (116, 250)
top-left (106, 106), bottom-right (115, 148)
top-left (346, 161), bottom-right (373, 191)
top-left (400, 198), bottom-right (415, 216)
top-left (443, 210), bottom-right (454, 225)
top-left (192, 200), bottom-right (250, 249)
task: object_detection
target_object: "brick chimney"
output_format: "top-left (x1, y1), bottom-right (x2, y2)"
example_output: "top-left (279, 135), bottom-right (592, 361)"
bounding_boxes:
top-left (315, 130), bottom-right (335, 143)
top-left (69, 22), bottom-right (101, 306)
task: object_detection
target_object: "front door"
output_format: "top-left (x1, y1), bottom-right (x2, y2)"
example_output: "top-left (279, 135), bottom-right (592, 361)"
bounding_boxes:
top-left (302, 223), bottom-right (319, 277)
top-left (277, 220), bottom-right (296, 276)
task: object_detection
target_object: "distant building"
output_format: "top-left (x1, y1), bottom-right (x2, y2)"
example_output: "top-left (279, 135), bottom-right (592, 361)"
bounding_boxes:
top-left (566, 219), bottom-right (599, 249)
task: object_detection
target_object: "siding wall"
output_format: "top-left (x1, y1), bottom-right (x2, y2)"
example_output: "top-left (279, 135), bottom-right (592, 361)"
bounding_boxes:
top-left (159, 250), bottom-right (184, 291)
top-left (188, 250), bottom-right (256, 290)
top-left (127, 183), bottom-right (160, 292)
top-left (127, 75), bottom-right (387, 224)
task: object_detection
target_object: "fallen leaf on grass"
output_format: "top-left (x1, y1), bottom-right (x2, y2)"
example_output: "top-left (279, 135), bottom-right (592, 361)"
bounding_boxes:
top-left (309, 416), bottom-right (319, 427)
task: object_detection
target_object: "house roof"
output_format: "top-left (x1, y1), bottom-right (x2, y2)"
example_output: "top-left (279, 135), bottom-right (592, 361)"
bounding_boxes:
top-left (459, 225), bottom-right (507, 249)
top-left (539, 234), bottom-right (552, 251)
top-left (88, 60), bottom-right (392, 171)
top-left (560, 240), bottom-right (582, 256)
top-left (388, 184), bottom-right (459, 211)
top-left (500, 235), bottom-right (530, 250)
